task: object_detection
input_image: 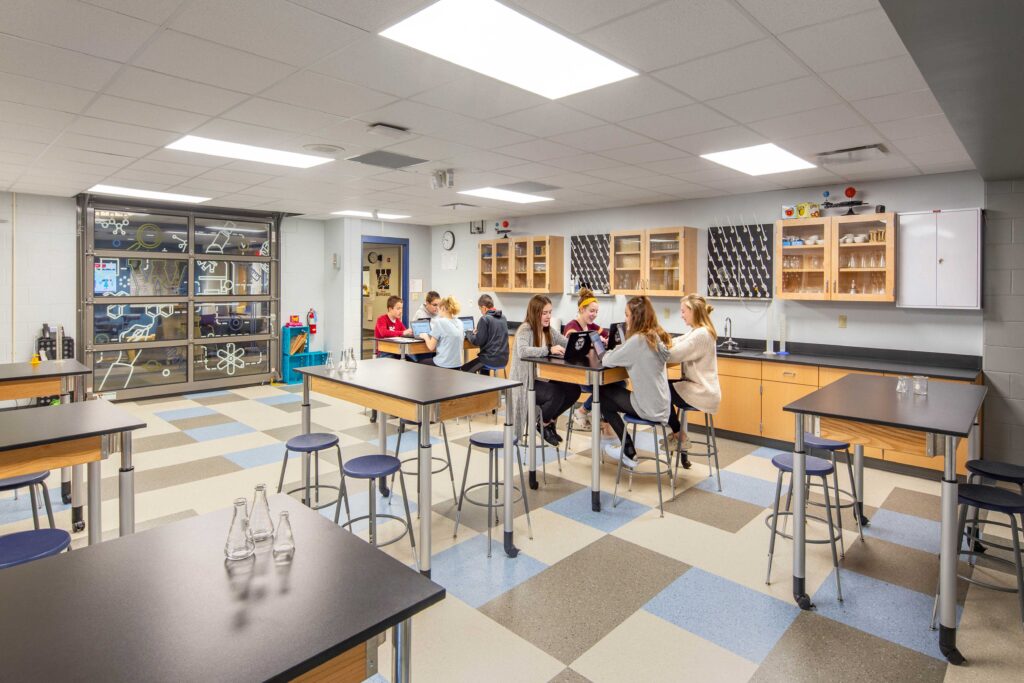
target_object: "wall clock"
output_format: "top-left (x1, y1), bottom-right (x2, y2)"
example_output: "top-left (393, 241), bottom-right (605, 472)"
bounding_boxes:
top-left (441, 230), bottom-right (455, 251)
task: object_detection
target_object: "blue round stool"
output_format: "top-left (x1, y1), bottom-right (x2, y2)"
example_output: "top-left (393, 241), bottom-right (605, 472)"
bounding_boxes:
top-left (277, 433), bottom-right (347, 514)
top-left (335, 455), bottom-right (418, 569)
top-left (0, 529), bottom-right (71, 569)
top-left (613, 415), bottom-right (674, 517)
top-left (802, 433), bottom-right (864, 546)
top-left (962, 459), bottom-right (1024, 555)
top-left (454, 431), bottom-right (532, 557)
top-left (0, 472), bottom-right (56, 530)
top-left (765, 451), bottom-right (844, 602)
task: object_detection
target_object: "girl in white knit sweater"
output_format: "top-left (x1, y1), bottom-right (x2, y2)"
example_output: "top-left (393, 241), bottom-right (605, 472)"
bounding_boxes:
top-left (665, 294), bottom-right (722, 466)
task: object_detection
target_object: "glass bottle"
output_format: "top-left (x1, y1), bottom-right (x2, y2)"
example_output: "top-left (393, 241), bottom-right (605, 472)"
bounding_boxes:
top-left (345, 347), bottom-right (357, 372)
top-left (325, 351), bottom-right (335, 374)
top-left (272, 511), bottom-right (296, 562)
top-left (249, 484), bottom-right (275, 542)
top-left (225, 498), bottom-right (255, 560)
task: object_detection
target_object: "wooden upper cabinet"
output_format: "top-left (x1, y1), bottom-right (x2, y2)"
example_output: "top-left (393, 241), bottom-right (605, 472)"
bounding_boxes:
top-left (478, 236), bottom-right (563, 293)
top-left (775, 213), bottom-right (894, 303)
top-left (610, 227), bottom-right (697, 296)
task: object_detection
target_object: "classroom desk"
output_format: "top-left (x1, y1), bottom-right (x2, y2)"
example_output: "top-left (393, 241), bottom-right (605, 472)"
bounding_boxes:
top-left (0, 494), bottom-right (445, 683)
top-left (0, 400), bottom-right (145, 545)
top-left (299, 359), bottom-right (522, 572)
top-left (0, 359), bottom-right (91, 528)
top-left (374, 336), bottom-right (475, 361)
top-left (784, 374), bottom-right (986, 665)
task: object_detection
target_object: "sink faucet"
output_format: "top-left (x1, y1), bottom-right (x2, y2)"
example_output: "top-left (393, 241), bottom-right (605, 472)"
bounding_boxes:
top-left (720, 317), bottom-right (739, 351)
top-left (724, 317), bottom-right (733, 340)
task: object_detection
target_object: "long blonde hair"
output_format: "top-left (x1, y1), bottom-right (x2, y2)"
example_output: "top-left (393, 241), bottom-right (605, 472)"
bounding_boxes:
top-left (682, 293), bottom-right (717, 339)
top-left (626, 297), bottom-right (671, 350)
top-left (438, 295), bottom-right (460, 317)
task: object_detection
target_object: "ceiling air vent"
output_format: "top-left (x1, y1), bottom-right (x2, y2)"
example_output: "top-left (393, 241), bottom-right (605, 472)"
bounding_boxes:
top-left (441, 202), bottom-right (478, 209)
top-left (498, 181), bottom-right (560, 193)
top-left (816, 143), bottom-right (887, 165)
top-left (347, 150), bottom-right (428, 169)
top-left (366, 122), bottom-right (411, 140)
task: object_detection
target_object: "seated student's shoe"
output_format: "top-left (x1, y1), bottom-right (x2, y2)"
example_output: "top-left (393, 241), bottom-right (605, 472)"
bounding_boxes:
top-left (620, 436), bottom-right (639, 469)
top-left (541, 422), bottom-right (561, 448)
top-left (573, 408), bottom-right (592, 431)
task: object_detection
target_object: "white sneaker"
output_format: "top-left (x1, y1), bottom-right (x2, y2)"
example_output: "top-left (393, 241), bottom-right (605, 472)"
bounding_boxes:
top-left (621, 452), bottom-right (639, 469)
top-left (602, 443), bottom-right (638, 469)
top-left (574, 409), bottom-right (592, 431)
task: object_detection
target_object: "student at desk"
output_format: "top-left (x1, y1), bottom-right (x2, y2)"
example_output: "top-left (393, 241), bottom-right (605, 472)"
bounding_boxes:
top-left (563, 288), bottom-right (618, 438)
top-left (511, 295), bottom-right (581, 448)
top-left (413, 290), bottom-right (440, 321)
top-left (462, 294), bottom-right (509, 374)
top-left (416, 296), bottom-right (464, 369)
top-left (600, 296), bottom-right (671, 469)
top-left (374, 295), bottom-right (420, 362)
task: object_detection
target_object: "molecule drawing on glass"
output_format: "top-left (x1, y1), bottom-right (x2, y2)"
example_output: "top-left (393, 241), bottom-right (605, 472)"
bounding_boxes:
top-left (94, 211), bottom-right (188, 253)
top-left (706, 223), bottom-right (774, 299)
top-left (194, 341), bottom-right (270, 381)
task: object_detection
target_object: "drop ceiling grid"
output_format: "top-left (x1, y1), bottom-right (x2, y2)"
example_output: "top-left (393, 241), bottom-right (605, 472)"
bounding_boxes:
top-left (0, 0), bottom-right (974, 223)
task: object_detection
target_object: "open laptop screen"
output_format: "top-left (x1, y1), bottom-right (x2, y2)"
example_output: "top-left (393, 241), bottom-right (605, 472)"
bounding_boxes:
top-left (458, 316), bottom-right (474, 332)
top-left (410, 319), bottom-right (431, 336)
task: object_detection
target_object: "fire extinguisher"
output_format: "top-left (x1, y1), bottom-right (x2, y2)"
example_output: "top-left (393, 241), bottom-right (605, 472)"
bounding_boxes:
top-left (306, 308), bottom-right (317, 335)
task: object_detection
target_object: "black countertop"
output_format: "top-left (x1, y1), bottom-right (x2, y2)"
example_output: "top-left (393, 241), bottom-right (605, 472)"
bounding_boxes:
top-left (0, 400), bottom-right (145, 451)
top-left (0, 495), bottom-right (445, 682)
top-left (299, 358), bottom-right (521, 404)
top-left (784, 374), bottom-right (987, 437)
top-left (522, 354), bottom-right (606, 371)
top-left (719, 348), bottom-right (981, 381)
top-left (0, 358), bottom-right (90, 381)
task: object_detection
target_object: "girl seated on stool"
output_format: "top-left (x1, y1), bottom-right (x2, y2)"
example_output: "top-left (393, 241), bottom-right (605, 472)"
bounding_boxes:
top-left (600, 296), bottom-right (671, 469)
top-left (511, 295), bottom-right (582, 448)
top-left (563, 287), bottom-right (618, 438)
top-left (417, 295), bottom-right (464, 369)
top-left (665, 294), bottom-right (721, 468)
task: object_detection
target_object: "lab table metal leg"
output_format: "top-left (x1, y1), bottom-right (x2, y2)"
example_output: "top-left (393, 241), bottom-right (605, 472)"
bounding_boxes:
top-left (590, 371), bottom-right (602, 512)
top-left (938, 434), bottom-right (965, 665)
top-left (391, 618), bottom-right (412, 683)
top-left (792, 414), bottom-right (812, 609)
top-left (87, 435), bottom-right (106, 545)
top-left (118, 431), bottom-right (134, 536)
top-left (378, 411), bottom-right (390, 497)
top-left (417, 404), bottom-right (433, 577)
top-left (503, 387), bottom-right (519, 558)
top-left (301, 375), bottom-right (311, 506)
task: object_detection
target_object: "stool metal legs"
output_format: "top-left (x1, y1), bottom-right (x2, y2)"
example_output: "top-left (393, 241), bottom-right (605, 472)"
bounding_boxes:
top-left (453, 443), bottom-right (532, 556)
top-left (393, 420), bottom-right (458, 504)
top-left (766, 470), bottom-right (785, 585)
top-left (612, 422), bottom-right (672, 517)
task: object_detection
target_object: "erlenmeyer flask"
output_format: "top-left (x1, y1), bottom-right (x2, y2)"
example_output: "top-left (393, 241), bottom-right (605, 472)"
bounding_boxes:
top-left (345, 347), bottom-right (357, 372)
top-left (249, 484), bottom-right (275, 542)
top-left (225, 498), bottom-right (255, 560)
top-left (272, 511), bottom-right (296, 562)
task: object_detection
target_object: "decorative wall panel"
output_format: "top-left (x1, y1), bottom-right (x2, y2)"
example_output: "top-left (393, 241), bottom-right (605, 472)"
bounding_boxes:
top-left (706, 224), bottom-right (774, 299)
top-left (570, 233), bottom-right (611, 294)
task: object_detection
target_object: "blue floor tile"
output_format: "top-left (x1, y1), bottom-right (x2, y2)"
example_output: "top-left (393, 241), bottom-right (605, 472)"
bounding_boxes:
top-left (695, 470), bottom-right (778, 508)
top-left (429, 534), bottom-right (548, 608)
top-left (184, 421), bottom-right (254, 441)
top-left (224, 444), bottom-right (287, 469)
top-left (156, 406), bottom-right (215, 421)
top-left (0, 487), bottom-right (69, 526)
top-left (256, 393), bottom-right (301, 406)
top-left (317, 487), bottom-right (418, 536)
top-left (812, 569), bottom-right (960, 660)
top-left (545, 488), bottom-right (650, 534)
top-left (184, 390), bottom-right (232, 399)
top-left (644, 568), bottom-right (800, 663)
top-left (749, 446), bottom-right (788, 460)
top-left (864, 509), bottom-right (941, 555)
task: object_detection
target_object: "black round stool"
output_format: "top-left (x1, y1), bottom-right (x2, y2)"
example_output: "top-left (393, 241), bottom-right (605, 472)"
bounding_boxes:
top-left (963, 459), bottom-right (1024, 554)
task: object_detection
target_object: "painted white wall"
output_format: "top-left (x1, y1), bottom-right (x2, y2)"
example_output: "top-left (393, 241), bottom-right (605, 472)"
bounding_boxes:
top-left (431, 171), bottom-right (985, 356)
top-left (280, 216), bottom-right (326, 352)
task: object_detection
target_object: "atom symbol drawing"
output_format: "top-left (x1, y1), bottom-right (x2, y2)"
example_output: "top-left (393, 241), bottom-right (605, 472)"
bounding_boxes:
top-left (216, 343), bottom-right (246, 376)
top-left (99, 217), bottom-right (129, 235)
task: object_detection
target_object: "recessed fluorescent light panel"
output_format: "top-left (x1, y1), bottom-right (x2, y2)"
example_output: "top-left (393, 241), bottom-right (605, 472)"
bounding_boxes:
top-left (332, 210), bottom-right (411, 220)
top-left (88, 184), bottom-right (210, 203)
top-left (380, 0), bottom-right (637, 99)
top-left (459, 187), bottom-right (554, 204)
top-left (701, 143), bottom-right (815, 176)
top-left (166, 135), bottom-right (334, 168)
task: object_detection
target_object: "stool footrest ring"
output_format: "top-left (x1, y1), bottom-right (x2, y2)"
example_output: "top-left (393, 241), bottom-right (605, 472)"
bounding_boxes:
top-left (764, 511), bottom-right (841, 544)
top-left (285, 483), bottom-right (342, 511)
top-left (340, 513), bottom-right (411, 548)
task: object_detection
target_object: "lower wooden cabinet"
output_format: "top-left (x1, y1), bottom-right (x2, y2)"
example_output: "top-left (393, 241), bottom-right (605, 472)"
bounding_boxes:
top-left (711, 375), bottom-right (761, 435)
top-left (761, 380), bottom-right (819, 442)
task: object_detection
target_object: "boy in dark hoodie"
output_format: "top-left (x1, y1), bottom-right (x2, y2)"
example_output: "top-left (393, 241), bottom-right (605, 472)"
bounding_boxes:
top-left (462, 294), bottom-right (510, 374)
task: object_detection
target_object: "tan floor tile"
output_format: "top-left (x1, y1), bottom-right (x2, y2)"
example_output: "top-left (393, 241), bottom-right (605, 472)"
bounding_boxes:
top-left (882, 486), bottom-right (942, 522)
top-left (945, 575), bottom-right (1024, 682)
top-left (375, 595), bottom-right (564, 683)
top-left (215, 399), bottom-right (299, 430)
top-left (548, 668), bottom-right (592, 683)
top-left (664, 486), bottom-right (765, 533)
top-left (507, 508), bottom-right (604, 567)
top-left (572, 610), bottom-right (757, 683)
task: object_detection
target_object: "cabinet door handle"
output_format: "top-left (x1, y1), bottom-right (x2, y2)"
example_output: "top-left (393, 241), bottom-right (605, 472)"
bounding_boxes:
top-left (783, 371), bottom-right (796, 377)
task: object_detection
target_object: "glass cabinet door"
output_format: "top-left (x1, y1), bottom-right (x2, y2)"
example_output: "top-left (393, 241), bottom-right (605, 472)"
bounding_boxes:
top-left (775, 218), bottom-right (831, 301)
top-left (610, 231), bottom-right (644, 294)
top-left (494, 240), bottom-right (510, 291)
top-left (830, 213), bottom-right (895, 302)
top-left (645, 228), bottom-right (683, 295)
top-left (479, 240), bottom-right (494, 290)
top-left (530, 237), bottom-right (548, 292)
top-left (512, 237), bottom-right (531, 290)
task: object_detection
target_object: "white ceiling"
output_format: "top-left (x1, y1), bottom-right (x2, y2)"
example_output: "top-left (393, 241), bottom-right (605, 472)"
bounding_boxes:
top-left (0, 0), bottom-right (974, 225)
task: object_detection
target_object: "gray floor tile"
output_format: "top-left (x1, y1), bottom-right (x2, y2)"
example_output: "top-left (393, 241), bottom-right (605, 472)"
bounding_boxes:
top-left (548, 668), bottom-right (592, 683)
top-left (263, 423), bottom-right (334, 442)
top-left (101, 456), bottom-right (241, 501)
top-left (664, 486), bottom-right (764, 533)
top-left (273, 399), bottom-right (328, 413)
top-left (435, 473), bottom-right (584, 533)
top-left (882, 486), bottom-right (942, 522)
top-left (133, 431), bottom-right (196, 453)
top-left (168, 413), bottom-right (233, 431)
top-left (192, 393), bottom-right (245, 406)
top-left (840, 535), bottom-right (972, 603)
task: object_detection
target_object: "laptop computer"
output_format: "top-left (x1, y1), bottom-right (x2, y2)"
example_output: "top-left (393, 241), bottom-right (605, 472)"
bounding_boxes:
top-left (410, 318), bottom-right (432, 336)
top-left (458, 315), bottom-right (474, 332)
top-left (563, 330), bottom-right (610, 364)
top-left (607, 322), bottom-right (626, 350)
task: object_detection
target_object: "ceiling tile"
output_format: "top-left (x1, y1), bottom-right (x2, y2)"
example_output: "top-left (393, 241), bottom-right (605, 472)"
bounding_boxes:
top-left (507, 0), bottom-right (661, 34)
top-left (188, 118), bottom-right (300, 147)
top-left (492, 104), bottom-right (603, 139)
top-left (0, 100), bottom-right (75, 130)
top-left (893, 131), bottom-right (968, 156)
top-left (311, 35), bottom-right (463, 99)
top-left (601, 142), bottom-right (684, 164)
top-left (852, 89), bottom-right (943, 123)
top-left (198, 168), bottom-right (277, 185)
top-left (430, 114), bottom-right (532, 150)
top-left (84, 95), bottom-right (209, 133)
top-left (821, 55), bottom-right (928, 101)
top-left (665, 125), bottom-right (767, 155)
top-left (548, 124), bottom-right (650, 153)
top-left (67, 117), bottom-right (180, 146)
top-left (736, 0), bottom-right (877, 33)
top-left (653, 39), bottom-right (808, 101)
top-left (381, 136), bottom-right (473, 162)
top-left (581, 0), bottom-right (764, 71)
top-left (747, 103), bottom-right (865, 140)
top-left (134, 30), bottom-right (296, 94)
top-left (221, 98), bottom-right (344, 135)
top-left (779, 9), bottom-right (907, 73)
top-left (559, 76), bottom-right (693, 122)
top-left (637, 155), bottom-right (705, 175)
top-left (536, 171), bottom-right (602, 188)
top-left (128, 158), bottom-right (220, 178)
top-left (0, 121), bottom-right (59, 146)
top-left (168, 178), bottom-right (251, 194)
top-left (263, 71), bottom-right (397, 118)
top-left (445, 149), bottom-right (524, 172)
top-left (80, 0), bottom-right (184, 24)
top-left (545, 153), bottom-right (621, 172)
top-left (0, 34), bottom-right (120, 91)
top-left (493, 139), bottom-right (581, 163)
top-left (707, 76), bottom-right (841, 123)
top-left (104, 67), bottom-right (249, 117)
top-left (169, 0), bottom-right (364, 67)
top-left (781, 125), bottom-right (883, 157)
top-left (287, 0), bottom-right (430, 33)
top-left (0, 0), bottom-right (159, 62)
top-left (37, 147), bottom-right (132, 169)
top-left (586, 165), bottom-right (659, 181)
top-left (57, 133), bottom-right (156, 158)
top-left (621, 103), bottom-right (735, 140)
top-left (0, 71), bottom-right (95, 113)
top-left (412, 74), bottom-right (546, 121)
top-left (875, 115), bottom-right (956, 141)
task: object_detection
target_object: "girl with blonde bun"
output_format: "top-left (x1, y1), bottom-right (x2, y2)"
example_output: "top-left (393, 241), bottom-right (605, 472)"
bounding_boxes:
top-left (418, 295), bottom-right (464, 369)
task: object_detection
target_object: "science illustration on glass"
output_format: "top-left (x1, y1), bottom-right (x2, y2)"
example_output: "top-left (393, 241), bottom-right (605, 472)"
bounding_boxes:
top-left (93, 257), bottom-right (188, 297)
top-left (194, 260), bottom-right (271, 296)
top-left (194, 340), bottom-right (270, 381)
top-left (94, 210), bottom-right (189, 253)
top-left (194, 302), bottom-right (272, 338)
top-left (93, 346), bottom-right (188, 392)
top-left (93, 303), bottom-right (188, 344)
top-left (195, 218), bottom-right (271, 257)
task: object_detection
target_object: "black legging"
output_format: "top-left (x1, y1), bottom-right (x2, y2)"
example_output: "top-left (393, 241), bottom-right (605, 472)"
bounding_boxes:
top-left (667, 381), bottom-right (696, 433)
top-left (535, 380), bottom-right (581, 424)
top-left (599, 383), bottom-right (644, 445)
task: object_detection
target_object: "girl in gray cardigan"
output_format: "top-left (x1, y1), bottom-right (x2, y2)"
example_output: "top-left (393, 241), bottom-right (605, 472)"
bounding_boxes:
top-left (600, 296), bottom-right (671, 468)
top-left (510, 296), bottom-right (581, 447)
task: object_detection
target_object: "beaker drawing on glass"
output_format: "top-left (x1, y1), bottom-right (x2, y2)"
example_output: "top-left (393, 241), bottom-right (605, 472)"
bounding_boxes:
top-left (249, 483), bottom-right (275, 542)
top-left (225, 497), bottom-right (255, 560)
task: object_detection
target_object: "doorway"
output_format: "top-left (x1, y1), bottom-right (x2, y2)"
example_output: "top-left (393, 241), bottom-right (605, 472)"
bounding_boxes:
top-left (361, 236), bottom-right (409, 359)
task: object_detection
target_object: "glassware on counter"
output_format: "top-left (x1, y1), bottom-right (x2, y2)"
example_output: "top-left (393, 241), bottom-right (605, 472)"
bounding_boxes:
top-left (896, 376), bottom-right (909, 393)
top-left (225, 498), bottom-right (255, 560)
top-left (913, 375), bottom-right (929, 396)
top-left (325, 351), bottom-right (335, 373)
top-left (344, 348), bottom-right (357, 372)
top-left (249, 483), bottom-right (275, 542)
top-left (272, 510), bottom-right (295, 562)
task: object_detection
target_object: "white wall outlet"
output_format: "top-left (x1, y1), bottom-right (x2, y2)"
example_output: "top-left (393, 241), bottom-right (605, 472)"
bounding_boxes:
top-left (838, 314), bottom-right (847, 328)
